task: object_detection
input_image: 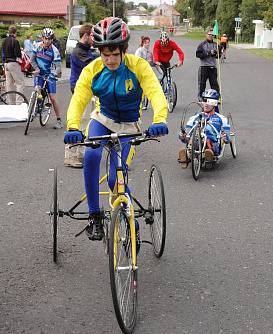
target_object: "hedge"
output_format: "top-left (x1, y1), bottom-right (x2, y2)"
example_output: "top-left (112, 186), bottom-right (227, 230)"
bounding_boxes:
top-left (0, 19), bottom-right (69, 61)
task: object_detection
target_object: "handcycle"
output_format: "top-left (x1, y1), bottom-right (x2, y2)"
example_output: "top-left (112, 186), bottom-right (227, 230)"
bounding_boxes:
top-left (158, 64), bottom-right (178, 113)
top-left (49, 131), bottom-right (166, 333)
top-left (24, 74), bottom-right (55, 135)
top-left (179, 108), bottom-right (237, 180)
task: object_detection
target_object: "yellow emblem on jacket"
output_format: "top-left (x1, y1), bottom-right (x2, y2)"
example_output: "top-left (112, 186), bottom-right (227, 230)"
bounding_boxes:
top-left (125, 79), bottom-right (134, 93)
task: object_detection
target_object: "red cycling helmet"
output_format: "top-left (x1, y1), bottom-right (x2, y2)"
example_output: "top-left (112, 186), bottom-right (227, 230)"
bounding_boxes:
top-left (93, 17), bottom-right (130, 48)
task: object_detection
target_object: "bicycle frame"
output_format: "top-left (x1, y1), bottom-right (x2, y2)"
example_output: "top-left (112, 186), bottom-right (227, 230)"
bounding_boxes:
top-left (59, 133), bottom-right (157, 269)
top-left (160, 65), bottom-right (175, 94)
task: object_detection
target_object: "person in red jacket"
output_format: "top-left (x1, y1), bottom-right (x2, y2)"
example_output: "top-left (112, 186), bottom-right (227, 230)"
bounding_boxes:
top-left (153, 31), bottom-right (184, 74)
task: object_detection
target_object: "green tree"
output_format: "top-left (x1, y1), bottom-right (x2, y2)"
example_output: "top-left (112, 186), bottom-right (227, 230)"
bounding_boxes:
top-left (217, 0), bottom-right (243, 39)
top-left (139, 2), bottom-right (148, 9)
top-left (78, 0), bottom-right (126, 24)
top-left (175, 0), bottom-right (189, 20)
top-left (257, 0), bottom-right (273, 28)
top-left (189, 0), bottom-right (204, 26)
top-left (147, 5), bottom-right (156, 13)
top-left (125, 1), bottom-right (135, 10)
top-left (240, 0), bottom-right (262, 41)
top-left (203, 0), bottom-right (218, 28)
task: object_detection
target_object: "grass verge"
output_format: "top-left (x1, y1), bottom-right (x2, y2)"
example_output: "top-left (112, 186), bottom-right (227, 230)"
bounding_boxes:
top-left (246, 48), bottom-right (273, 61)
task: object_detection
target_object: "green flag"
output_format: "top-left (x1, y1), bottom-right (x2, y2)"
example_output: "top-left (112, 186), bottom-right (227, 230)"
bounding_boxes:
top-left (213, 20), bottom-right (219, 36)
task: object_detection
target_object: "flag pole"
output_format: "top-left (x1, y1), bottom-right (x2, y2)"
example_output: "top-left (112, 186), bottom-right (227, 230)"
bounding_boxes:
top-left (213, 20), bottom-right (223, 114)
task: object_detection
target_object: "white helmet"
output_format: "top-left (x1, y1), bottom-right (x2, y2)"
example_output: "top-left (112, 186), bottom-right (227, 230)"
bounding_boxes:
top-left (42, 28), bottom-right (54, 39)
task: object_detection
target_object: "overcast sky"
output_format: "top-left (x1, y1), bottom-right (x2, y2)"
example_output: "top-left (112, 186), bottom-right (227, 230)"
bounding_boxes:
top-left (126, 0), bottom-right (175, 7)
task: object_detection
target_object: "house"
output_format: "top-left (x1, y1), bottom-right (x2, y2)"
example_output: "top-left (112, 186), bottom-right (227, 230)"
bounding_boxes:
top-left (0, 0), bottom-right (69, 25)
top-left (253, 20), bottom-right (273, 48)
top-left (126, 7), bottom-right (155, 26)
top-left (151, 3), bottom-right (180, 27)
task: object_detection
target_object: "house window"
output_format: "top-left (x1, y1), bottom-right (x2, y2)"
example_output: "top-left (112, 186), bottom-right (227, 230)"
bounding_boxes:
top-left (160, 9), bottom-right (162, 15)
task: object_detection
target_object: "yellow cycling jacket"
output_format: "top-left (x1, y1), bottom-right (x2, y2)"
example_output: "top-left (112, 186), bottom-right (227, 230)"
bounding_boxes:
top-left (67, 53), bottom-right (168, 130)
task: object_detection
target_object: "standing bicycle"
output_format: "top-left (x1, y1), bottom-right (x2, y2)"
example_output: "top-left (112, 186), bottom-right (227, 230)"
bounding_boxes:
top-left (30, 27), bottom-right (63, 129)
top-left (24, 74), bottom-right (54, 135)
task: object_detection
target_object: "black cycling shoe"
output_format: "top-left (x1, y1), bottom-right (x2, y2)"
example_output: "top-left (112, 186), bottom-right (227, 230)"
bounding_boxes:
top-left (85, 213), bottom-right (104, 241)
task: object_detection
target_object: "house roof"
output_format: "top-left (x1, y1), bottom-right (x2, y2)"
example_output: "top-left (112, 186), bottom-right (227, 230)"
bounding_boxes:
top-left (0, 0), bottom-right (68, 17)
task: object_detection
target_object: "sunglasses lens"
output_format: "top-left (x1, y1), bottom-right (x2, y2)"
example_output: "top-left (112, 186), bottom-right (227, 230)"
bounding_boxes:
top-left (203, 98), bottom-right (207, 102)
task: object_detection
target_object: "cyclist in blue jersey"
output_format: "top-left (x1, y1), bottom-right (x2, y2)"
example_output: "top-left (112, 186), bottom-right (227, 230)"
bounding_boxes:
top-left (31, 28), bottom-right (63, 129)
top-left (64, 17), bottom-right (168, 241)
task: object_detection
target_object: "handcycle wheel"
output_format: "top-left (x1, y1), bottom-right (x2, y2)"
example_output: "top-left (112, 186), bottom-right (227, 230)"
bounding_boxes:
top-left (39, 94), bottom-right (52, 126)
top-left (148, 164), bottom-right (166, 258)
top-left (191, 125), bottom-right (202, 180)
top-left (109, 206), bottom-right (137, 334)
top-left (228, 113), bottom-right (237, 158)
top-left (0, 90), bottom-right (28, 105)
top-left (49, 167), bottom-right (58, 263)
top-left (24, 92), bottom-right (36, 135)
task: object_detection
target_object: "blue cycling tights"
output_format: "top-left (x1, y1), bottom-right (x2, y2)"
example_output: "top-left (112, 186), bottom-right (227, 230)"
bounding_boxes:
top-left (84, 119), bottom-right (133, 214)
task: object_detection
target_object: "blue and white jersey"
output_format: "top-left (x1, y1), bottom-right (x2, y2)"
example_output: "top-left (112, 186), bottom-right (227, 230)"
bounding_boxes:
top-left (186, 112), bottom-right (230, 142)
top-left (32, 42), bottom-right (61, 76)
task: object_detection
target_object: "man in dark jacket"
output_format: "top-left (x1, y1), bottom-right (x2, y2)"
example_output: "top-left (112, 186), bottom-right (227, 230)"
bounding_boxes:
top-left (69, 23), bottom-right (98, 93)
top-left (65, 23), bottom-right (99, 168)
top-left (2, 26), bottom-right (25, 96)
top-left (196, 30), bottom-right (220, 100)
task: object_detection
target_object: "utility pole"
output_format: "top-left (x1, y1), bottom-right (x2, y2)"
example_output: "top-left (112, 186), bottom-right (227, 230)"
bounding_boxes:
top-left (69, 0), bottom-right (73, 29)
top-left (113, 0), bottom-right (115, 17)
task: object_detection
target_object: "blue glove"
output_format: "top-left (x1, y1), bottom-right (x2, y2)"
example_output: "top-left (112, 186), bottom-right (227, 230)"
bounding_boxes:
top-left (64, 130), bottom-right (84, 144)
top-left (147, 123), bottom-right (168, 137)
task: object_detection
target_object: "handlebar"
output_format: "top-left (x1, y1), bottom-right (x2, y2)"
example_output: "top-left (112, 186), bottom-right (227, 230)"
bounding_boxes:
top-left (156, 64), bottom-right (178, 70)
top-left (35, 74), bottom-right (58, 81)
top-left (70, 131), bottom-right (160, 149)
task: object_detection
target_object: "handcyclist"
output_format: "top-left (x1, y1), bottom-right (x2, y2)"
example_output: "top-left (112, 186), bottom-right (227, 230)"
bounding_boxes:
top-left (178, 89), bottom-right (230, 168)
top-left (153, 30), bottom-right (184, 77)
top-left (64, 17), bottom-right (168, 241)
top-left (30, 28), bottom-right (63, 129)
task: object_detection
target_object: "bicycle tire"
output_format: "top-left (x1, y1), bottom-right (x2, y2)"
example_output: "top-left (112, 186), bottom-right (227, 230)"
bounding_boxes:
top-left (39, 94), bottom-right (52, 126)
top-left (191, 125), bottom-right (202, 180)
top-left (228, 114), bottom-right (237, 158)
top-left (166, 83), bottom-right (176, 113)
top-left (24, 92), bottom-right (36, 135)
top-left (172, 82), bottom-right (177, 109)
top-left (148, 164), bottom-right (166, 258)
top-left (50, 167), bottom-right (58, 263)
top-left (109, 206), bottom-right (137, 334)
top-left (0, 90), bottom-right (28, 105)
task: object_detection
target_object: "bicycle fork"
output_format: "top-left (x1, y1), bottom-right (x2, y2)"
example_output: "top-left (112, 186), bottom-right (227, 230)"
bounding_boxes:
top-left (112, 139), bottom-right (138, 271)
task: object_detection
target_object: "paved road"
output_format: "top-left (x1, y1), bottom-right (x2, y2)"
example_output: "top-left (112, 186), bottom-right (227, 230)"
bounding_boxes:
top-left (1, 31), bottom-right (273, 334)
